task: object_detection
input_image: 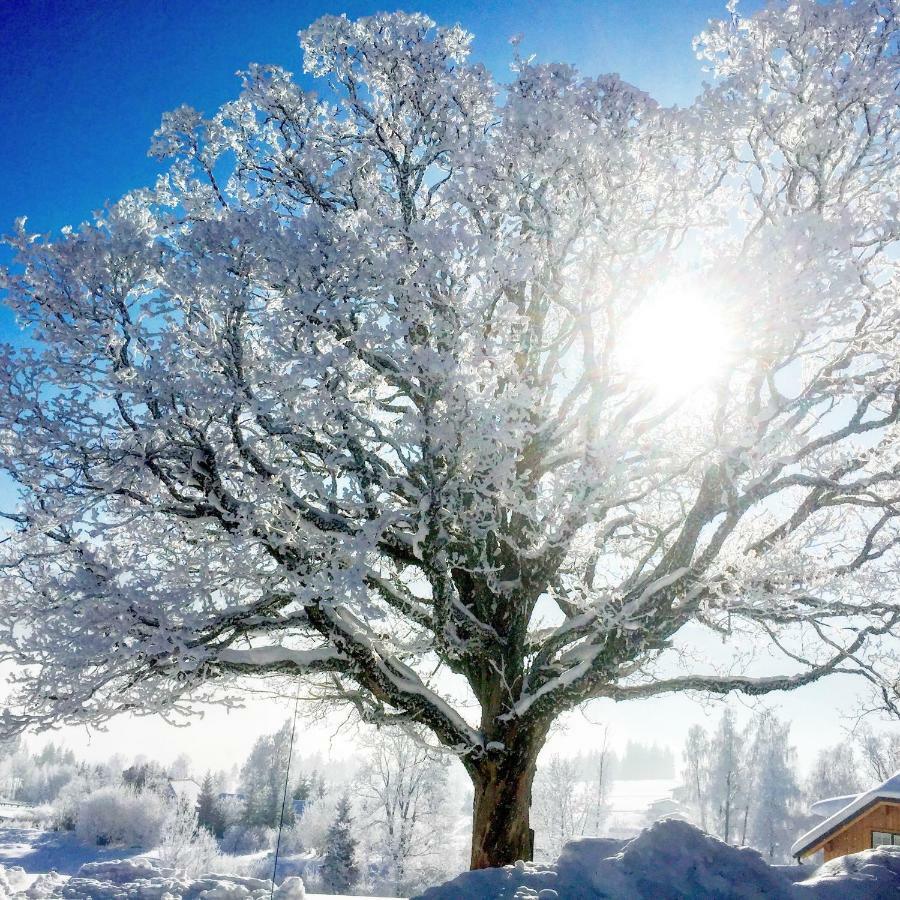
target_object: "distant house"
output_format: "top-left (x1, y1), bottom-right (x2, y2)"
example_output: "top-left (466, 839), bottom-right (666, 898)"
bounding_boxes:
top-left (642, 797), bottom-right (688, 827)
top-left (165, 778), bottom-right (202, 808)
top-left (792, 771), bottom-right (900, 862)
top-left (0, 799), bottom-right (40, 825)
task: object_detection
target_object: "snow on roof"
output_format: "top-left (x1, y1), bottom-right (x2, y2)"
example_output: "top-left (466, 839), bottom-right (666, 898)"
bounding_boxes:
top-left (792, 770), bottom-right (900, 858)
top-left (168, 778), bottom-right (202, 804)
top-left (809, 793), bottom-right (859, 819)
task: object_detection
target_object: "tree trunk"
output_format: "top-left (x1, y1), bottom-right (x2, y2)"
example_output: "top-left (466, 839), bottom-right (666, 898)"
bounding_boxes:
top-left (469, 750), bottom-right (537, 869)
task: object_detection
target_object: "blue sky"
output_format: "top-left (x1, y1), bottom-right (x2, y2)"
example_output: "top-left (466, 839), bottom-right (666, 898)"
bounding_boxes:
top-left (0, 0), bottom-right (756, 523)
top-left (0, 0), bottom-right (748, 261)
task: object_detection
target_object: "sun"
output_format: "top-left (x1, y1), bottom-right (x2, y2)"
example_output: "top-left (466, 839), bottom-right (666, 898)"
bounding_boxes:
top-left (618, 276), bottom-right (733, 401)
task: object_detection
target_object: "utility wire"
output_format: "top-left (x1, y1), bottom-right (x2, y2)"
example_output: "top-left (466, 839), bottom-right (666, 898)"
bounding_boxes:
top-left (270, 683), bottom-right (302, 900)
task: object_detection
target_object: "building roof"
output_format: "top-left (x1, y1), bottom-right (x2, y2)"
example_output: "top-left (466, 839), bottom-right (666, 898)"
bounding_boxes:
top-left (791, 770), bottom-right (900, 859)
top-left (808, 794), bottom-right (858, 819)
top-left (168, 778), bottom-right (202, 805)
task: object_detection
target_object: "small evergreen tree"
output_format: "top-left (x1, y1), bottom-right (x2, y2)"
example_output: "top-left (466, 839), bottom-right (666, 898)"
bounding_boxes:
top-left (321, 795), bottom-right (359, 894)
top-left (197, 771), bottom-right (224, 837)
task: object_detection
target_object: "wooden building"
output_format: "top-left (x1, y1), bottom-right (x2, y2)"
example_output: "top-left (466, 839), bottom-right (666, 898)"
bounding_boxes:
top-left (792, 771), bottom-right (900, 862)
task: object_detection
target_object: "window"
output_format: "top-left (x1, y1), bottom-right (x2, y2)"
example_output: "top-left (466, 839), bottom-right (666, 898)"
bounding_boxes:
top-left (871, 831), bottom-right (900, 848)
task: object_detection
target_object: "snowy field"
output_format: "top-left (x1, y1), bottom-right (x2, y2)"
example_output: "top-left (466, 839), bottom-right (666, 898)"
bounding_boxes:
top-left (0, 827), bottom-right (399, 899)
top-left (3, 778), bottom-right (899, 898)
top-left (0, 779), bottom-right (700, 899)
top-left (3, 819), bottom-right (900, 898)
top-left (603, 778), bottom-right (680, 837)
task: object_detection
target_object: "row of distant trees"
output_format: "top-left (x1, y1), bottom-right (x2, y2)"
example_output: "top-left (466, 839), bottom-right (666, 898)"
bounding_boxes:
top-left (3, 717), bottom-right (897, 887)
top-left (186, 722), bottom-right (458, 895)
top-left (676, 710), bottom-right (900, 862)
top-left (511, 714), bottom-right (900, 867)
top-left (190, 722), bottom-right (462, 895)
top-left (0, 725), bottom-right (464, 897)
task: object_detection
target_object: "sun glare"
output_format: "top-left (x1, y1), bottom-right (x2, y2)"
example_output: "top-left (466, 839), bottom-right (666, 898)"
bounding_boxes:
top-left (618, 277), bottom-right (733, 401)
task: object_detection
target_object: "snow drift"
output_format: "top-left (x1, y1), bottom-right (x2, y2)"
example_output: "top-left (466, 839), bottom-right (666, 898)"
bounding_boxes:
top-left (0, 857), bottom-right (306, 899)
top-left (413, 819), bottom-right (900, 899)
top-left (3, 820), bottom-right (900, 899)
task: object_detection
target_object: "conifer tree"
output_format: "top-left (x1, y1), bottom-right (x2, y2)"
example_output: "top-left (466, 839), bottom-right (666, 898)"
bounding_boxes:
top-left (239, 721), bottom-right (295, 828)
top-left (321, 795), bottom-right (360, 894)
top-left (197, 771), bottom-right (224, 837)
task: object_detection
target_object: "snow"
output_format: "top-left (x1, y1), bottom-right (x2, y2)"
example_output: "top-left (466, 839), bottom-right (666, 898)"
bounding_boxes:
top-left (808, 794), bottom-right (859, 819)
top-left (413, 819), bottom-right (900, 899)
top-left (3, 818), bottom-right (900, 899)
top-left (0, 826), bottom-right (401, 899)
top-left (795, 848), bottom-right (900, 898)
top-left (0, 857), bottom-right (307, 899)
top-left (0, 826), bottom-right (143, 875)
top-left (791, 769), bottom-right (900, 858)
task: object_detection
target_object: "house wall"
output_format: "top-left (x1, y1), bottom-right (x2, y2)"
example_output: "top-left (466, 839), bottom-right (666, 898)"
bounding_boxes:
top-left (820, 802), bottom-right (900, 862)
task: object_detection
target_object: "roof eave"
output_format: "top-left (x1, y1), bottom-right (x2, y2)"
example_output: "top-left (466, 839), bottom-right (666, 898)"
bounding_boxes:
top-left (791, 793), bottom-right (900, 858)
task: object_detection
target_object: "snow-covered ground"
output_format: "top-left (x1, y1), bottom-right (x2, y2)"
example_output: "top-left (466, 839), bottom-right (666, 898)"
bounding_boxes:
top-left (0, 828), bottom-right (397, 899)
top-left (415, 819), bottom-right (900, 899)
top-left (0, 778), bottom-right (691, 898)
top-left (5, 815), bottom-right (900, 899)
top-left (4, 819), bottom-right (900, 898)
top-left (0, 826), bottom-right (142, 876)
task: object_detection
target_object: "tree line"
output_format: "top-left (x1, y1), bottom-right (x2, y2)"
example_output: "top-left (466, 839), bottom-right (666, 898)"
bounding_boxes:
top-left (676, 710), bottom-right (900, 862)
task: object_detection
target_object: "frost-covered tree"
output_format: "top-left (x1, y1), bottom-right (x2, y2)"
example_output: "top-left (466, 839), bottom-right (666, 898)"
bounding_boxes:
top-left (676, 709), bottom-right (800, 858)
top-left (805, 743), bottom-right (864, 803)
top-left (1, 1), bottom-right (900, 868)
top-left (531, 743), bottom-right (613, 860)
top-left (157, 796), bottom-right (222, 876)
top-left (737, 718), bottom-right (763, 846)
top-left (706, 709), bottom-right (743, 844)
top-left (533, 754), bottom-right (595, 859)
top-left (677, 724), bottom-right (711, 831)
top-left (356, 730), bottom-right (450, 896)
top-left (74, 784), bottom-right (170, 848)
top-left (747, 712), bottom-right (800, 860)
top-left (321, 795), bottom-right (359, 895)
top-left (857, 726), bottom-right (900, 783)
top-left (578, 733), bottom-right (614, 837)
top-left (122, 761), bottom-right (169, 795)
top-left (238, 721), bottom-right (295, 829)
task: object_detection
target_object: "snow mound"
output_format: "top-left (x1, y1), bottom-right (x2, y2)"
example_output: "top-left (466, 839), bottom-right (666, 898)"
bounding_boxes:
top-left (413, 819), bottom-right (900, 899)
top-left (0, 858), bottom-right (305, 900)
top-left (794, 845), bottom-right (900, 899)
top-left (0, 864), bottom-right (30, 893)
top-left (24, 871), bottom-right (68, 899)
top-left (73, 858), bottom-right (169, 883)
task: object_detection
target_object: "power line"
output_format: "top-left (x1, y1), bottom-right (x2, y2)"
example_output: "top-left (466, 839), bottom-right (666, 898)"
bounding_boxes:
top-left (270, 683), bottom-right (302, 900)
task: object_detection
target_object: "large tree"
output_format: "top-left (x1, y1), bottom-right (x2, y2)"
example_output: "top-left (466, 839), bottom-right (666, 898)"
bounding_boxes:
top-left (0, 0), bottom-right (899, 869)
